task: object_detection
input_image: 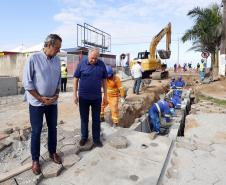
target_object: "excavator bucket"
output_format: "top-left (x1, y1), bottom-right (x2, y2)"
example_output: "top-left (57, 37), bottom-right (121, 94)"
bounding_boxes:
top-left (158, 50), bottom-right (171, 59)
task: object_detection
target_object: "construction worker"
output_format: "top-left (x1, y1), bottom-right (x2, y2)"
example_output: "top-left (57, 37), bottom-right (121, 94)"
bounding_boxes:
top-left (199, 59), bottom-right (205, 81)
top-left (61, 61), bottom-right (67, 92)
top-left (175, 75), bottom-right (185, 89)
top-left (148, 99), bottom-right (175, 133)
top-left (175, 75), bottom-right (185, 95)
top-left (100, 66), bottom-right (125, 126)
top-left (169, 76), bottom-right (176, 89)
top-left (172, 75), bottom-right (185, 108)
top-left (131, 59), bottom-right (143, 95)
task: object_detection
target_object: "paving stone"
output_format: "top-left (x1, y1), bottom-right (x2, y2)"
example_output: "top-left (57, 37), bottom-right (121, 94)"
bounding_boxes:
top-left (20, 155), bottom-right (32, 165)
top-left (215, 181), bottom-right (225, 185)
top-left (60, 144), bottom-right (79, 156)
top-left (108, 136), bottom-right (128, 149)
top-left (193, 149), bottom-right (208, 157)
top-left (177, 169), bottom-right (195, 183)
top-left (19, 129), bottom-right (30, 141)
top-left (15, 169), bottom-right (43, 185)
top-left (57, 134), bottom-right (65, 142)
top-left (63, 131), bottom-right (77, 139)
top-left (193, 168), bottom-right (219, 184)
top-left (62, 154), bottom-right (80, 169)
top-left (62, 136), bottom-right (79, 145)
top-left (0, 178), bottom-right (17, 185)
top-left (176, 141), bottom-right (197, 151)
top-left (194, 143), bottom-right (214, 152)
top-left (173, 148), bottom-right (195, 161)
top-left (0, 141), bottom-right (12, 152)
top-left (10, 131), bottom-right (21, 141)
top-left (41, 161), bottom-right (63, 178)
top-left (41, 150), bottom-right (64, 162)
top-left (78, 139), bottom-right (93, 152)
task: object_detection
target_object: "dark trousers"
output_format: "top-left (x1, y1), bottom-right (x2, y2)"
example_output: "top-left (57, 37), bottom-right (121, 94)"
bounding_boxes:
top-left (78, 97), bottom-right (101, 142)
top-left (133, 77), bottom-right (142, 94)
top-left (61, 78), bottom-right (67, 92)
top-left (29, 104), bottom-right (57, 161)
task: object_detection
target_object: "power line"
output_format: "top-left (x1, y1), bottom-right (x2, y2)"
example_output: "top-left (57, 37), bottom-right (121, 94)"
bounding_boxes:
top-left (112, 39), bottom-right (181, 46)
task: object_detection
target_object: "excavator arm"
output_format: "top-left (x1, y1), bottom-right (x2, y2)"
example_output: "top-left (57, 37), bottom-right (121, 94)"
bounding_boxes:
top-left (149, 22), bottom-right (171, 60)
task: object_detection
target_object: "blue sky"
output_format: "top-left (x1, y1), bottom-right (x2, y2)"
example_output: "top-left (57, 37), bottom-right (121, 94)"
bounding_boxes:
top-left (0, 0), bottom-right (221, 67)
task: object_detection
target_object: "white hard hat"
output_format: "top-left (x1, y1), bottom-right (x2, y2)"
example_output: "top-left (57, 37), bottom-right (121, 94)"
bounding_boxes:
top-left (137, 59), bottom-right (142, 63)
top-left (61, 61), bottom-right (66, 65)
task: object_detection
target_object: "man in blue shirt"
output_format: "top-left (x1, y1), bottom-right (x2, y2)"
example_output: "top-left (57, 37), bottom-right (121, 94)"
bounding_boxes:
top-left (173, 75), bottom-right (185, 108)
top-left (175, 75), bottom-right (185, 89)
top-left (23, 34), bottom-right (62, 175)
top-left (149, 99), bottom-right (175, 133)
top-left (73, 48), bottom-right (107, 147)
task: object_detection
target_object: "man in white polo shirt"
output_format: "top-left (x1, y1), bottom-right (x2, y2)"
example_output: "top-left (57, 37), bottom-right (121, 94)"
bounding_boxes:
top-left (131, 59), bottom-right (143, 95)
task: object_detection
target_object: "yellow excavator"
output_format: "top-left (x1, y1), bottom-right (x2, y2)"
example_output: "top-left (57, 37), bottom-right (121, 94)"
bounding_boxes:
top-left (130, 22), bottom-right (171, 79)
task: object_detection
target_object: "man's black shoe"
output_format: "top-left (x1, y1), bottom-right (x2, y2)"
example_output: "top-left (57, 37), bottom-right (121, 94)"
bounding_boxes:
top-left (79, 139), bottom-right (87, 146)
top-left (93, 140), bottom-right (103, 148)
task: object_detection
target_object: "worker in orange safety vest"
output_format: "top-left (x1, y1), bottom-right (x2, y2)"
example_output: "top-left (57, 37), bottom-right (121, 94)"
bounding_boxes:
top-left (100, 65), bottom-right (125, 126)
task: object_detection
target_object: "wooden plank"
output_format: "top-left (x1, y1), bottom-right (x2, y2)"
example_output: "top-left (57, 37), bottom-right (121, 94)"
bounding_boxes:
top-left (0, 163), bottom-right (31, 183)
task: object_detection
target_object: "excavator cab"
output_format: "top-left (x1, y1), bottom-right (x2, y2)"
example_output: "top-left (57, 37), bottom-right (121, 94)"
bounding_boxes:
top-left (137, 50), bottom-right (149, 59)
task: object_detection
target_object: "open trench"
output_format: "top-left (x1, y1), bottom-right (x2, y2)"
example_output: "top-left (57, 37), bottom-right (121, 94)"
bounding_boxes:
top-left (0, 80), bottom-right (193, 184)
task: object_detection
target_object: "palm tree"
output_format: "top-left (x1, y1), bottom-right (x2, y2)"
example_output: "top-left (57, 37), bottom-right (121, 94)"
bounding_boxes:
top-left (182, 4), bottom-right (222, 69)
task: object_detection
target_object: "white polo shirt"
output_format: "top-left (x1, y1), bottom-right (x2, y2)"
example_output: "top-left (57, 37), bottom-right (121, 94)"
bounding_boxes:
top-left (131, 63), bottom-right (143, 78)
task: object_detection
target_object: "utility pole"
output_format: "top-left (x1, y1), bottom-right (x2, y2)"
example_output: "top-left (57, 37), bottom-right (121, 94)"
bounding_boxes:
top-left (219, 0), bottom-right (226, 75)
top-left (177, 37), bottom-right (180, 65)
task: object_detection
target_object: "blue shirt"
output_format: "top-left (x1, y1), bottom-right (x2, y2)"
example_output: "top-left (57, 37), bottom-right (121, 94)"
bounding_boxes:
top-left (175, 80), bottom-right (185, 88)
top-left (74, 59), bottom-right (107, 100)
top-left (149, 100), bottom-right (171, 122)
top-left (23, 51), bottom-right (61, 106)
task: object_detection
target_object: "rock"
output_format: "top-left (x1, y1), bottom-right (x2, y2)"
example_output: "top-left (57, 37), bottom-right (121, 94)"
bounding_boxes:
top-left (59, 120), bottom-right (64, 124)
top-left (166, 167), bottom-right (179, 179)
top-left (134, 118), bottom-right (140, 123)
top-left (108, 136), bottom-right (128, 149)
top-left (170, 157), bottom-right (180, 167)
top-left (149, 132), bottom-right (158, 140)
top-left (129, 174), bottom-right (139, 181)
top-left (62, 154), bottom-right (80, 169)
top-left (42, 161), bottom-right (63, 178)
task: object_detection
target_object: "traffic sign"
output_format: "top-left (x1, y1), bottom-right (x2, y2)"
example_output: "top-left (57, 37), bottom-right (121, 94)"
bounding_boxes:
top-left (201, 51), bottom-right (210, 58)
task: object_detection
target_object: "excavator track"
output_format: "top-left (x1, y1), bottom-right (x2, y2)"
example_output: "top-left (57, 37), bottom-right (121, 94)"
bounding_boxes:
top-left (151, 71), bottom-right (169, 80)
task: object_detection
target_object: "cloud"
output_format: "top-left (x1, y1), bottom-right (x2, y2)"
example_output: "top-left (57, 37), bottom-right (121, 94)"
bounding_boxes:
top-left (53, 0), bottom-right (221, 63)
